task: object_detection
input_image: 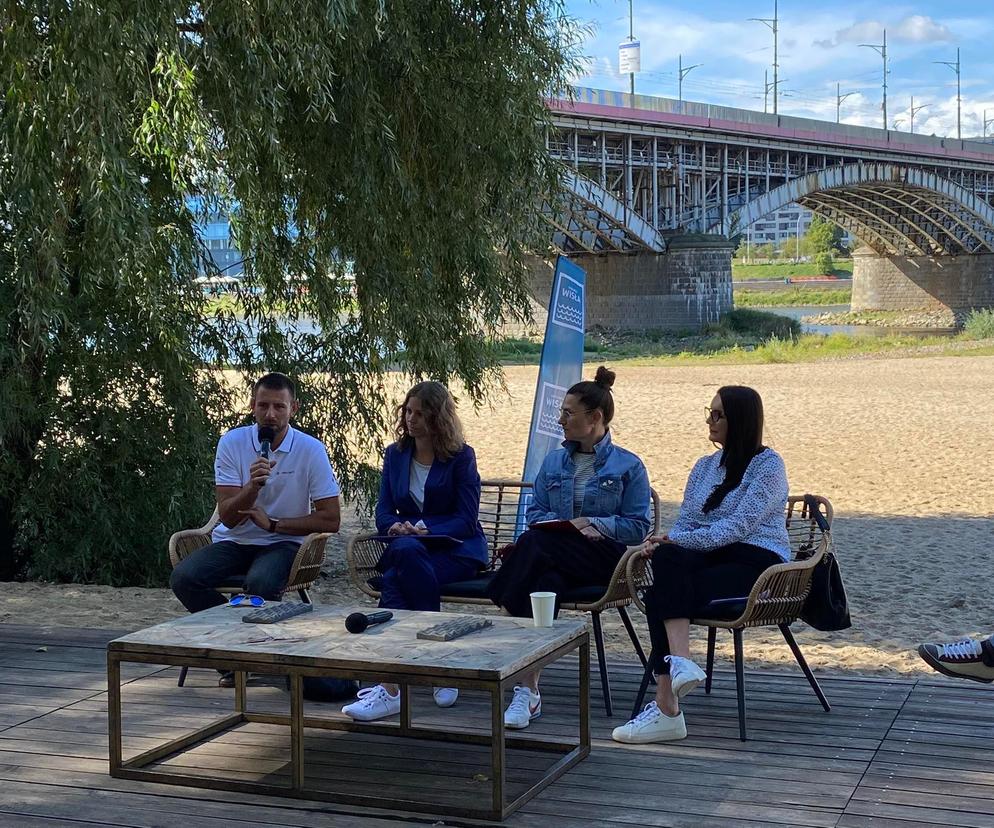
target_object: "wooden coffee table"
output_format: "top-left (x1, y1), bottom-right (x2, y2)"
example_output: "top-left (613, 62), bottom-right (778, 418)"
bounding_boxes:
top-left (107, 605), bottom-right (590, 820)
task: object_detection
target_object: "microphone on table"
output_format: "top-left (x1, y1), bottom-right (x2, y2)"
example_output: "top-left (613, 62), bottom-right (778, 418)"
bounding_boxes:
top-left (346, 610), bottom-right (394, 633)
top-left (257, 425), bottom-right (276, 485)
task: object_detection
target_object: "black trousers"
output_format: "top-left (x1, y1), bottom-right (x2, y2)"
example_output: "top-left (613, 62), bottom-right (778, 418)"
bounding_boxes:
top-left (645, 542), bottom-right (782, 674)
top-left (487, 528), bottom-right (625, 619)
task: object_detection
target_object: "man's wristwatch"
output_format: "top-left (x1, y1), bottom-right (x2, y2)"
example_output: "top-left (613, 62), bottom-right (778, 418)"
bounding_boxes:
top-left (268, 518), bottom-right (280, 534)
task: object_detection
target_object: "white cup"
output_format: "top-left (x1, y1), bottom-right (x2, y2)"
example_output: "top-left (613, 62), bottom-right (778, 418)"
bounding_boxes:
top-left (530, 592), bottom-right (556, 628)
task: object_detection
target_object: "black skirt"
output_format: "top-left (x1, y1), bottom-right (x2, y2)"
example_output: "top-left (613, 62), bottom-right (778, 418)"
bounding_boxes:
top-left (486, 527), bottom-right (625, 618)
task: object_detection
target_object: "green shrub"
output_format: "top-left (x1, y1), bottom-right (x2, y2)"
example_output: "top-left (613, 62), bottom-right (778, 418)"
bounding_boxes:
top-left (963, 308), bottom-right (994, 340)
top-left (814, 251), bottom-right (834, 274)
top-left (708, 308), bottom-right (801, 341)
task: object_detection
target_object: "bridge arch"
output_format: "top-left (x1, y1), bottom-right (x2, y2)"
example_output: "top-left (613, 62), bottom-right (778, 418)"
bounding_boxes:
top-left (544, 171), bottom-right (666, 254)
top-left (724, 163), bottom-right (994, 256)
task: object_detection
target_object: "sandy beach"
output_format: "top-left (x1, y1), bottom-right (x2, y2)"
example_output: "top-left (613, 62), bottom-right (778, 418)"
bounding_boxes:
top-left (3, 353), bottom-right (993, 679)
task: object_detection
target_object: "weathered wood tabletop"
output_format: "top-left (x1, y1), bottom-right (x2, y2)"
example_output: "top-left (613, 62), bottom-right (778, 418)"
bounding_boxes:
top-left (109, 605), bottom-right (587, 681)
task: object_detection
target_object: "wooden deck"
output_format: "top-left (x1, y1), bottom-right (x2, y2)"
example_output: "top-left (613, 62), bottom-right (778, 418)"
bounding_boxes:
top-left (0, 622), bottom-right (993, 827)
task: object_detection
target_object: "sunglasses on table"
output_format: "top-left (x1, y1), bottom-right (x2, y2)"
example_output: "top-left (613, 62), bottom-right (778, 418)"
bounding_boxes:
top-left (228, 594), bottom-right (266, 607)
top-left (705, 407), bottom-right (726, 424)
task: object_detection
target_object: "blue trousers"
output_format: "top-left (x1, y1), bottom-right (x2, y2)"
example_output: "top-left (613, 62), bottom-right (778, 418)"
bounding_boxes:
top-left (170, 540), bottom-right (301, 614)
top-left (376, 537), bottom-right (479, 612)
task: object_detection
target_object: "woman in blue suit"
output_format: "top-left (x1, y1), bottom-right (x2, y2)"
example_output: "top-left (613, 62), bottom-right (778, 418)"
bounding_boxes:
top-left (343, 381), bottom-right (486, 722)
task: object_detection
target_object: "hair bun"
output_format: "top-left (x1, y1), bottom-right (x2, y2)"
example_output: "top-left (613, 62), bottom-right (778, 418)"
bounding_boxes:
top-left (593, 365), bottom-right (616, 389)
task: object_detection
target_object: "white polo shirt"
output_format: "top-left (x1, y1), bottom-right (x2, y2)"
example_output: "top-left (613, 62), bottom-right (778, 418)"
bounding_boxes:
top-left (211, 425), bottom-right (341, 546)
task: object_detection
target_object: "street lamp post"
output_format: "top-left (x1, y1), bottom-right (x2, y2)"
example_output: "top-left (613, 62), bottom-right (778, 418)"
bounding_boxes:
top-left (859, 29), bottom-right (888, 131)
top-left (749, 0), bottom-right (779, 115)
top-left (984, 109), bottom-right (994, 141)
top-left (836, 82), bottom-right (856, 123)
top-left (934, 47), bottom-right (962, 140)
top-left (628, 0), bottom-right (634, 101)
top-left (909, 96), bottom-right (929, 134)
top-left (763, 70), bottom-right (787, 114)
top-left (678, 53), bottom-right (702, 104)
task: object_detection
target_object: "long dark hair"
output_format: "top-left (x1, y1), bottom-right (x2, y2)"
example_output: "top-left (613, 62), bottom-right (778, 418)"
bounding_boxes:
top-left (566, 365), bottom-right (616, 426)
top-left (393, 382), bottom-right (465, 460)
top-left (702, 386), bottom-right (766, 513)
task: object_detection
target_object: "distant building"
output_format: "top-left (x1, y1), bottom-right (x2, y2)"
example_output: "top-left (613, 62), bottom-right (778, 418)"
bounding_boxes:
top-left (741, 203), bottom-right (852, 251)
top-left (199, 211), bottom-right (243, 276)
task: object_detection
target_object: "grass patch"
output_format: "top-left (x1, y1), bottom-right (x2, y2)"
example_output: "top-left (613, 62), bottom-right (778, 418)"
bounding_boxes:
top-left (734, 287), bottom-right (852, 307)
top-left (732, 261), bottom-right (853, 281)
top-left (963, 308), bottom-right (994, 339)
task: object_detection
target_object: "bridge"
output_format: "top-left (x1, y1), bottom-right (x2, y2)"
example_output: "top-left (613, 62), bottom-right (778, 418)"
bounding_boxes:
top-left (534, 87), bottom-right (994, 330)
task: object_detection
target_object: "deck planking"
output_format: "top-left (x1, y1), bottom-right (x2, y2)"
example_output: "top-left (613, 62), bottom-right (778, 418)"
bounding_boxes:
top-left (0, 623), bottom-right (992, 826)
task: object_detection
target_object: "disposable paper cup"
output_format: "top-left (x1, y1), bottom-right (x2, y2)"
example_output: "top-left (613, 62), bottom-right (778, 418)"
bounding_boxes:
top-left (530, 592), bottom-right (556, 628)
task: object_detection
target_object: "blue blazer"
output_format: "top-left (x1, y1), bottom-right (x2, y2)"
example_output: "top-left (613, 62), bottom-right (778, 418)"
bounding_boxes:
top-left (375, 442), bottom-right (488, 567)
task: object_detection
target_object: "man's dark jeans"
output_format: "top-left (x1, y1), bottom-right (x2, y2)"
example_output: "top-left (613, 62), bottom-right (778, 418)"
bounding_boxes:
top-left (170, 540), bottom-right (301, 614)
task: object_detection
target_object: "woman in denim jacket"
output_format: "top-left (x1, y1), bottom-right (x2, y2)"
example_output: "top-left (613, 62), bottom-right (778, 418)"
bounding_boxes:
top-left (488, 366), bottom-right (652, 730)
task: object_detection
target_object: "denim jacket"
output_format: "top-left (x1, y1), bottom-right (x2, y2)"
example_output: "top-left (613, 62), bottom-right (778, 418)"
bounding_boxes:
top-left (526, 431), bottom-right (652, 546)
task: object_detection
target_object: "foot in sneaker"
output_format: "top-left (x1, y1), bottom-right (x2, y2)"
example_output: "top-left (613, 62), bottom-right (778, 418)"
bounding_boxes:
top-left (217, 671), bottom-right (235, 688)
top-left (432, 687), bottom-right (459, 708)
top-left (612, 701), bottom-right (687, 744)
top-left (342, 685), bottom-right (401, 721)
top-left (918, 637), bottom-right (994, 683)
top-left (666, 655), bottom-right (707, 698)
top-left (504, 685), bottom-right (541, 729)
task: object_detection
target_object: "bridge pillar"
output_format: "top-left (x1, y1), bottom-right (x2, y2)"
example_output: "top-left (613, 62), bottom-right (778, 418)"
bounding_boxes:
top-left (515, 237), bottom-right (733, 335)
top-left (852, 246), bottom-right (994, 317)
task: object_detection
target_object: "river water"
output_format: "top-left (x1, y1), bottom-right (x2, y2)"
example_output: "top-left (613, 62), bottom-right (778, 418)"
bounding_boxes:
top-left (759, 305), bottom-right (958, 337)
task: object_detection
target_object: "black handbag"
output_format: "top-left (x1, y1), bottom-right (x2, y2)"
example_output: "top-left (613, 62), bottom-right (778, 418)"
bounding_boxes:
top-left (798, 495), bottom-right (852, 631)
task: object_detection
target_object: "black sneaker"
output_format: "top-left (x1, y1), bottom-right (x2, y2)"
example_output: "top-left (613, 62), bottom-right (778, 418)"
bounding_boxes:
top-left (917, 637), bottom-right (994, 683)
top-left (217, 671), bottom-right (235, 688)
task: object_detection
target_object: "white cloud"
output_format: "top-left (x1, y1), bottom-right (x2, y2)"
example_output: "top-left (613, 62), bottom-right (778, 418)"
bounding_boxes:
top-left (815, 15), bottom-right (953, 49)
top-left (894, 15), bottom-right (955, 44)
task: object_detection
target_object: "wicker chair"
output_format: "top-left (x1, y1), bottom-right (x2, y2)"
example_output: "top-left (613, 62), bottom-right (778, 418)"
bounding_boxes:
top-left (169, 507), bottom-right (332, 687)
top-left (627, 494), bottom-right (834, 740)
top-left (345, 480), bottom-right (661, 716)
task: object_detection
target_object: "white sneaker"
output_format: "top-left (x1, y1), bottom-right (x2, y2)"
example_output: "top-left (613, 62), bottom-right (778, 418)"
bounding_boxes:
top-left (612, 702), bottom-right (687, 744)
top-left (667, 655), bottom-right (707, 698)
top-left (341, 685), bottom-right (400, 721)
top-left (432, 687), bottom-right (459, 708)
top-left (504, 685), bottom-right (542, 729)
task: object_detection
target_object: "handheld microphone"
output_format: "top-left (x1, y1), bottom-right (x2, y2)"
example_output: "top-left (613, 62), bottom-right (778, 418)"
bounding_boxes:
top-left (345, 610), bottom-right (394, 634)
top-left (257, 425), bottom-right (276, 486)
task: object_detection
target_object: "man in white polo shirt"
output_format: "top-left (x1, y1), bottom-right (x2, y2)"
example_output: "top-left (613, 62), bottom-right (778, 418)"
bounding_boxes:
top-left (170, 372), bottom-right (341, 622)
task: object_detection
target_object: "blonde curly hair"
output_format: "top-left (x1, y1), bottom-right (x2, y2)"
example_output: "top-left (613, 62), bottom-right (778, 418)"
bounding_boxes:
top-left (393, 381), bottom-right (465, 460)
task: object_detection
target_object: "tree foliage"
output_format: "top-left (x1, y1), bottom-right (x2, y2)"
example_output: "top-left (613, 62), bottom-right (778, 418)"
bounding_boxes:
top-left (0, 1), bottom-right (581, 584)
top-left (802, 215), bottom-right (846, 257)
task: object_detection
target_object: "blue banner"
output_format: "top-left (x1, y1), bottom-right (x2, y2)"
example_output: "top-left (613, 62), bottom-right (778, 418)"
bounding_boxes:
top-left (516, 255), bottom-right (586, 533)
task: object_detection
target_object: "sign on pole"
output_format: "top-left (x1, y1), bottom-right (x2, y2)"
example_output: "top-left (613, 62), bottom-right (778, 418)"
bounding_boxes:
top-left (619, 40), bottom-right (641, 74)
top-left (516, 255), bottom-right (586, 534)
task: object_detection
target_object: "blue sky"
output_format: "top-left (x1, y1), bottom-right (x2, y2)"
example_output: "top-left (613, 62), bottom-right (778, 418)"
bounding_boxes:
top-left (564, 1), bottom-right (994, 137)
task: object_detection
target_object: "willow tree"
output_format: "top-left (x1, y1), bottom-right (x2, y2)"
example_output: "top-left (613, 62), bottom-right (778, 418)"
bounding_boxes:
top-left (0, 2), bottom-right (579, 584)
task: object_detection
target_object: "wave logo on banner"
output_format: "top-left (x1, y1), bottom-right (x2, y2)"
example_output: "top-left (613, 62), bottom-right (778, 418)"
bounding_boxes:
top-left (516, 255), bottom-right (586, 535)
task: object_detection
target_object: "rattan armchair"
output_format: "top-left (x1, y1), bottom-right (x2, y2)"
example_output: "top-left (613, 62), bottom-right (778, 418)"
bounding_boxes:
top-left (345, 480), bottom-right (661, 715)
top-left (169, 507), bottom-right (332, 687)
top-left (627, 494), bottom-right (834, 740)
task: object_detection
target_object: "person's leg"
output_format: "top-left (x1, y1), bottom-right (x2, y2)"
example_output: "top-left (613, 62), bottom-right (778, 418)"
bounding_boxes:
top-left (373, 544), bottom-right (477, 699)
top-left (487, 529), bottom-right (559, 618)
top-left (643, 543), bottom-right (709, 713)
top-left (242, 541), bottom-right (302, 601)
top-left (170, 541), bottom-right (255, 613)
top-left (380, 540), bottom-right (477, 613)
top-left (917, 632), bottom-right (994, 682)
top-left (506, 533), bottom-right (623, 727)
